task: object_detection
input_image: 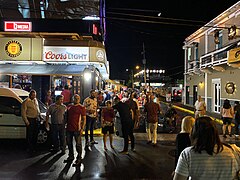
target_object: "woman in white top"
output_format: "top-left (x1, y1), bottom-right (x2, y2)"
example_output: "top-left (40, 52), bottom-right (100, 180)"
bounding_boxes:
top-left (221, 99), bottom-right (234, 138)
top-left (174, 116), bottom-right (240, 180)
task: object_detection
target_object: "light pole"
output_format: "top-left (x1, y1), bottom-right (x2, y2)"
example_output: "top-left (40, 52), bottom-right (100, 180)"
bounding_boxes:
top-left (142, 42), bottom-right (147, 89)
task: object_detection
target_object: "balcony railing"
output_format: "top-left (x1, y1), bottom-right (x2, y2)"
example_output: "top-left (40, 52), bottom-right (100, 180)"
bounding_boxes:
top-left (200, 45), bottom-right (229, 68)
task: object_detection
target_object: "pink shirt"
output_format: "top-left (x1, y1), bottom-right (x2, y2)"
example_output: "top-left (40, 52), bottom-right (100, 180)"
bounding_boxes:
top-left (61, 89), bottom-right (71, 103)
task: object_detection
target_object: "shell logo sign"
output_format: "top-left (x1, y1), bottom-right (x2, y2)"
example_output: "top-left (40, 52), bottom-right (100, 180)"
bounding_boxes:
top-left (5, 40), bottom-right (23, 58)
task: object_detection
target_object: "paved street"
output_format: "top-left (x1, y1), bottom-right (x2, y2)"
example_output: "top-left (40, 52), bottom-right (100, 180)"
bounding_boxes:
top-left (0, 103), bottom-right (240, 180)
top-left (0, 133), bottom-right (176, 180)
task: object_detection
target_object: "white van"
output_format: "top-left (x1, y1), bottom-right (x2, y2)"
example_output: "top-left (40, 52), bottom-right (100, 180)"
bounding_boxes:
top-left (0, 88), bottom-right (50, 144)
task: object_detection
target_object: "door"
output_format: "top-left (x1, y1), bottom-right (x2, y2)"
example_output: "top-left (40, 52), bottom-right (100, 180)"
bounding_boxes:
top-left (186, 86), bottom-right (189, 104)
top-left (193, 85), bottom-right (198, 106)
top-left (212, 79), bottom-right (221, 113)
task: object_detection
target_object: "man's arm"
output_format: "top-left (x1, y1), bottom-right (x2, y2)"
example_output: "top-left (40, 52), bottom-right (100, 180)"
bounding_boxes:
top-left (45, 108), bottom-right (50, 130)
top-left (21, 100), bottom-right (29, 126)
top-left (80, 115), bottom-right (86, 135)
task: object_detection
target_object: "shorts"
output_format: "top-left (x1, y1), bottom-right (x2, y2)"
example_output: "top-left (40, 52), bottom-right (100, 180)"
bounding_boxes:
top-left (102, 125), bottom-right (114, 134)
top-left (223, 117), bottom-right (232, 125)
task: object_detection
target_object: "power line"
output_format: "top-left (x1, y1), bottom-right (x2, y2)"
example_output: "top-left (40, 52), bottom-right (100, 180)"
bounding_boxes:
top-left (107, 11), bottom-right (207, 24)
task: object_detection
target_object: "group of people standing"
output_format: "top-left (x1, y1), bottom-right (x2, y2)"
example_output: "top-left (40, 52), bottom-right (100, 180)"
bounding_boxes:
top-left (194, 95), bottom-right (240, 139)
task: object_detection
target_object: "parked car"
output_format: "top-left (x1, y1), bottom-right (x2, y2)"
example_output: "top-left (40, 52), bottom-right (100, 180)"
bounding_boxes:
top-left (0, 88), bottom-right (51, 145)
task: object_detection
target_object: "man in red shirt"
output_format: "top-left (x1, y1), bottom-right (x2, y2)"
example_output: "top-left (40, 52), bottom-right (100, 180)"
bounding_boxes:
top-left (144, 94), bottom-right (162, 146)
top-left (65, 94), bottom-right (86, 166)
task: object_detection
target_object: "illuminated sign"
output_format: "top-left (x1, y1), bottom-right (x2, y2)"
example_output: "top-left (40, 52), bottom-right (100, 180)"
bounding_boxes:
top-left (4, 21), bottom-right (32, 32)
top-left (225, 82), bottom-right (236, 94)
top-left (43, 46), bottom-right (89, 62)
top-left (96, 50), bottom-right (104, 61)
top-left (5, 40), bottom-right (22, 57)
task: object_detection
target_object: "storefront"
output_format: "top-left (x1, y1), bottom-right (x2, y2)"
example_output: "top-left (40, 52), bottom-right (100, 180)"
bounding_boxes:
top-left (0, 32), bottom-right (109, 101)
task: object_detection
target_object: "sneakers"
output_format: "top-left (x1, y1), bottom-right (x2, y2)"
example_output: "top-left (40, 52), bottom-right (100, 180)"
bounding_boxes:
top-left (64, 157), bottom-right (74, 163)
top-left (72, 159), bottom-right (81, 167)
top-left (119, 151), bottom-right (129, 155)
top-left (146, 141), bottom-right (152, 144)
top-left (152, 143), bottom-right (157, 147)
top-left (131, 148), bottom-right (136, 152)
top-left (90, 140), bottom-right (98, 145)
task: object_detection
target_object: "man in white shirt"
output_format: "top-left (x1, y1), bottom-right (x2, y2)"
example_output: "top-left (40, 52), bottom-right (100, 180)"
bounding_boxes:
top-left (194, 95), bottom-right (206, 119)
top-left (84, 90), bottom-right (98, 146)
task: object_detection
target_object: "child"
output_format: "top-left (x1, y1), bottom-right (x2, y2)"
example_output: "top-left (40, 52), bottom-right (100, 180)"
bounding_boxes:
top-left (101, 100), bottom-right (115, 150)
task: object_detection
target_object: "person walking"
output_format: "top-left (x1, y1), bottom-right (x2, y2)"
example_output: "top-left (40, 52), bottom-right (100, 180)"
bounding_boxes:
top-left (84, 89), bottom-right (98, 146)
top-left (144, 94), bottom-right (161, 146)
top-left (21, 89), bottom-right (41, 153)
top-left (175, 116), bottom-right (195, 167)
top-left (194, 95), bottom-right (206, 119)
top-left (113, 96), bottom-right (135, 154)
top-left (174, 116), bottom-right (240, 180)
top-left (101, 100), bottom-right (115, 150)
top-left (234, 101), bottom-right (240, 139)
top-left (65, 94), bottom-right (86, 166)
top-left (45, 95), bottom-right (67, 153)
top-left (221, 99), bottom-right (234, 138)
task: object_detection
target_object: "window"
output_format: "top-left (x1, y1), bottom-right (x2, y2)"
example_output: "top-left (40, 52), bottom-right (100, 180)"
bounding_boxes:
top-left (0, 97), bottom-right (21, 114)
top-left (215, 30), bottom-right (223, 49)
top-left (188, 48), bottom-right (191, 61)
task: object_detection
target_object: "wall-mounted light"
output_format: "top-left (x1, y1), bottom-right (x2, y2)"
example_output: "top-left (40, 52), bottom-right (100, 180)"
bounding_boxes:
top-left (84, 72), bottom-right (91, 81)
top-left (199, 81), bottom-right (204, 88)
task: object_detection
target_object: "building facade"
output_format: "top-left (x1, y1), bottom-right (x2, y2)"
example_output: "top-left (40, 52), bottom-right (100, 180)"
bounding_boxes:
top-left (183, 2), bottom-right (240, 113)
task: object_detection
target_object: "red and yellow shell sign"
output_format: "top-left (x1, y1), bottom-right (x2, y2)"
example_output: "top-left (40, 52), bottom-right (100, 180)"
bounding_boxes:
top-left (5, 40), bottom-right (22, 57)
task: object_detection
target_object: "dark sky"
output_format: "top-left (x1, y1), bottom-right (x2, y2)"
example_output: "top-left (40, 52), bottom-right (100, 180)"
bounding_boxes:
top-left (105, 1), bottom-right (239, 80)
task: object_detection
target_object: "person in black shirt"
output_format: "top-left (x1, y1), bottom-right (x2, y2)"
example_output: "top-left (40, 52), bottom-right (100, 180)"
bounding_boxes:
top-left (113, 96), bottom-right (135, 154)
top-left (175, 116), bottom-right (195, 167)
top-left (234, 101), bottom-right (240, 138)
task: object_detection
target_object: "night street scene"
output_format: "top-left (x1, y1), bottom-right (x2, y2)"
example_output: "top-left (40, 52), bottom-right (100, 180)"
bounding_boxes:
top-left (0, 0), bottom-right (240, 179)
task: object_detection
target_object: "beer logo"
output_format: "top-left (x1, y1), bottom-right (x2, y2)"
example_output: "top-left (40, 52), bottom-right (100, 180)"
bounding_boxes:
top-left (96, 50), bottom-right (104, 61)
top-left (5, 40), bottom-right (22, 57)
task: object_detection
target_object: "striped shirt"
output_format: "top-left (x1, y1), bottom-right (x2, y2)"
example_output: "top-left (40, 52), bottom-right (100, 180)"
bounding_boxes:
top-left (175, 145), bottom-right (240, 180)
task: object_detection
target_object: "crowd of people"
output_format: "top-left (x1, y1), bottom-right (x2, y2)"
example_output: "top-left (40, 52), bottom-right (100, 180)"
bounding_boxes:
top-left (20, 86), bottom-right (240, 178)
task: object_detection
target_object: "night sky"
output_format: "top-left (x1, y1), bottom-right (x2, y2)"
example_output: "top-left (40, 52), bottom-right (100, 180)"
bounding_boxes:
top-left (105, 1), bottom-right (239, 80)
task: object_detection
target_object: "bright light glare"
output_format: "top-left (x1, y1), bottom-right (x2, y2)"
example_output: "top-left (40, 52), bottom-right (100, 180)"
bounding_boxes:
top-left (84, 72), bottom-right (91, 81)
top-left (82, 16), bottom-right (100, 20)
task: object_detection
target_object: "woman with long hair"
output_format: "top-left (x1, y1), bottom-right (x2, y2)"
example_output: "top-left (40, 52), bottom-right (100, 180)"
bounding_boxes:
top-left (174, 116), bottom-right (240, 180)
top-left (221, 99), bottom-right (234, 138)
top-left (175, 116), bottom-right (195, 167)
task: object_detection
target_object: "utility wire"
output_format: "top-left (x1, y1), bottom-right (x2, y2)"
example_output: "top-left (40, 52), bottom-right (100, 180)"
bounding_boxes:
top-left (107, 11), bottom-right (207, 24)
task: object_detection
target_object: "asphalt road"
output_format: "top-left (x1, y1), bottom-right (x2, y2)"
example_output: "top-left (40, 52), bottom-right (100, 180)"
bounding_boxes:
top-left (0, 103), bottom-right (239, 180)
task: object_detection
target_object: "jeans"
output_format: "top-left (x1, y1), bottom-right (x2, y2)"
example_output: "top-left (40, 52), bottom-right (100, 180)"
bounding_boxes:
top-left (66, 131), bottom-right (82, 160)
top-left (85, 116), bottom-right (96, 142)
top-left (26, 118), bottom-right (38, 151)
top-left (51, 124), bottom-right (66, 151)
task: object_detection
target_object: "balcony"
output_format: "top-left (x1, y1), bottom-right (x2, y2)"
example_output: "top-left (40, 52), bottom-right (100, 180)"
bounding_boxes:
top-left (200, 45), bottom-right (229, 69)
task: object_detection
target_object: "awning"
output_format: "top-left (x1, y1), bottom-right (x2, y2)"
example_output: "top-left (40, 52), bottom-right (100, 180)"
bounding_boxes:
top-left (0, 64), bottom-right (86, 75)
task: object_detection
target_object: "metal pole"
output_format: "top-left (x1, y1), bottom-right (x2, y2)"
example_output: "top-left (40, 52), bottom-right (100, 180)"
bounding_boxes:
top-left (131, 69), bottom-right (134, 89)
top-left (142, 42), bottom-right (147, 89)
